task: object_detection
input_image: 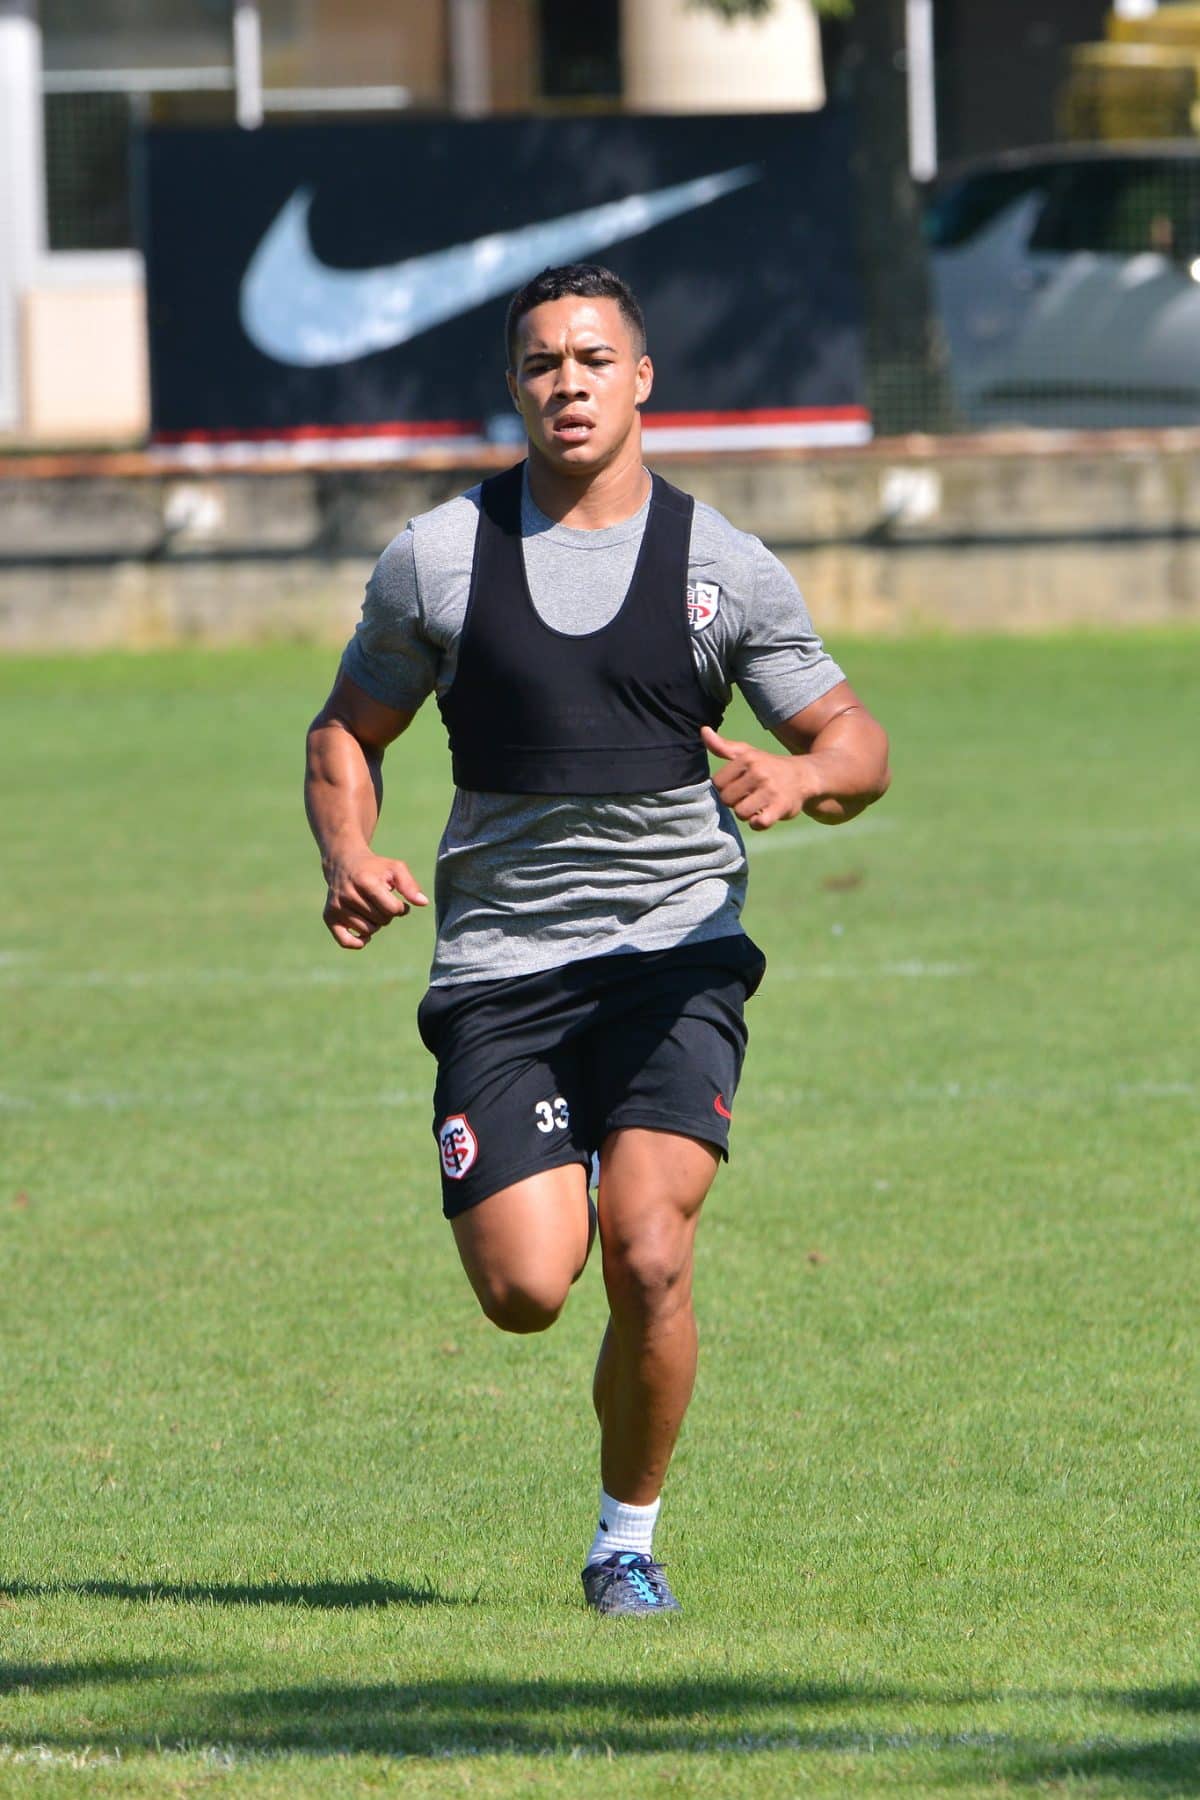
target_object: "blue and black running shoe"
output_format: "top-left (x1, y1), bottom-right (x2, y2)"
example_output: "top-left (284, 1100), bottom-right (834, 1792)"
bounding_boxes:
top-left (581, 1552), bottom-right (681, 1616)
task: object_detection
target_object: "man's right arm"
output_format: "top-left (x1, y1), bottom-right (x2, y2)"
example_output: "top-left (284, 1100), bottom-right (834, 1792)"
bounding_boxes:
top-left (305, 670), bottom-right (429, 950)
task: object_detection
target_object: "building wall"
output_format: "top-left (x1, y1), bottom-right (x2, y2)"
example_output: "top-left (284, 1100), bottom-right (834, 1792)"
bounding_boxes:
top-left (488, 0), bottom-right (538, 111)
top-left (22, 271), bottom-right (147, 441)
top-left (622, 0), bottom-right (823, 114)
top-left (268, 0), bottom-right (447, 100)
top-left (936, 0), bottom-right (1111, 163)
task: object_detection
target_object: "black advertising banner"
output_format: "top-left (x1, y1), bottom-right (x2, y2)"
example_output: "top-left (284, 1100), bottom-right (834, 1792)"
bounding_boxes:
top-left (143, 111), bottom-right (868, 452)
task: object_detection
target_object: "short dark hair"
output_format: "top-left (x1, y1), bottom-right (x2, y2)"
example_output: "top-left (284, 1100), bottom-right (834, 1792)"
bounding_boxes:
top-left (505, 264), bottom-right (647, 367)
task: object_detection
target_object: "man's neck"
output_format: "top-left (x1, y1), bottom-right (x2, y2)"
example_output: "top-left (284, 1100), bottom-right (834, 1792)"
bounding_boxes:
top-left (525, 444), bottom-right (650, 530)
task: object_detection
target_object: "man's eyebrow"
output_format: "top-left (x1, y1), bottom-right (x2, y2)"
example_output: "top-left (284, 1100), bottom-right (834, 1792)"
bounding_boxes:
top-left (520, 341), bottom-right (619, 361)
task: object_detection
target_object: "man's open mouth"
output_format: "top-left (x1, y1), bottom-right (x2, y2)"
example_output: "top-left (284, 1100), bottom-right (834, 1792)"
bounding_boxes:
top-left (552, 415), bottom-right (594, 439)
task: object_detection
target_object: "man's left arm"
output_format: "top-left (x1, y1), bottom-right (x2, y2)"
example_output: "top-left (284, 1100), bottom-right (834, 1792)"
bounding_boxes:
top-left (701, 681), bottom-right (891, 831)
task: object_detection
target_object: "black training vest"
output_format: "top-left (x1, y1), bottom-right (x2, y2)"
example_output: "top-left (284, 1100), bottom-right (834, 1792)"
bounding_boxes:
top-left (439, 463), bottom-right (722, 796)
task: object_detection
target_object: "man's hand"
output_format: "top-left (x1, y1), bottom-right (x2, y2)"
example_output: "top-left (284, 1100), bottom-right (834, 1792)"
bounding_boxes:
top-left (703, 683), bottom-right (891, 830)
top-left (305, 673), bottom-right (424, 949)
top-left (701, 726), bottom-right (812, 831)
top-left (323, 852), bottom-right (429, 950)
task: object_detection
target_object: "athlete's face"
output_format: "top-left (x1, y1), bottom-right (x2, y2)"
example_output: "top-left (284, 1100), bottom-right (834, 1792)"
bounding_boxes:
top-left (507, 296), bottom-right (653, 474)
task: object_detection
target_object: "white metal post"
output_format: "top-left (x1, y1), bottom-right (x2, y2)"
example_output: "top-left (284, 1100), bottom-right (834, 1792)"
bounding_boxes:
top-left (0, 0), bottom-right (45, 432)
top-left (449, 0), bottom-right (489, 117)
top-left (906, 0), bottom-right (937, 183)
top-left (233, 0), bottom-right (263, 129)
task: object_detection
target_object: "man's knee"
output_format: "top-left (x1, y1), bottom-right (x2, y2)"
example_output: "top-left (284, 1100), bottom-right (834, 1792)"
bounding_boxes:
top-left (603, 1226), bottom-right (693, 1323)
top-left (473, 1270), bottom-right (570, 1334)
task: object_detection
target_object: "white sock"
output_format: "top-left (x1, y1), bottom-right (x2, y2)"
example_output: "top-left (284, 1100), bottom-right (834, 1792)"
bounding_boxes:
top-left (586, 1488), bottom-right (661, 1565)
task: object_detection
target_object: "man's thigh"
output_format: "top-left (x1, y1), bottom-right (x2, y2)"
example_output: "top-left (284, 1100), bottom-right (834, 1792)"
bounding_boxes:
top-left (585, 937), bottom-right (766, 1160)
top-left (418, 972), bottom-right (594, 1220)
top-left (597, 1127), bottom-right (720, 1250)
top-left (452, 1162), bottom-right (594, 1327)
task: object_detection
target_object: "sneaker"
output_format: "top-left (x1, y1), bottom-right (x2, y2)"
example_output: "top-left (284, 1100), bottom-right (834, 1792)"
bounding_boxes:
top-left (581, 1552), bottom-right (682, 1616)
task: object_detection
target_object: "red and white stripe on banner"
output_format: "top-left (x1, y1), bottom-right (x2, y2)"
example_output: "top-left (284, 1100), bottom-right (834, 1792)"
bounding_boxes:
top-left (151, 406), bottom-right (871, 467)
top-left (643, 407), bottom-right (871, 451)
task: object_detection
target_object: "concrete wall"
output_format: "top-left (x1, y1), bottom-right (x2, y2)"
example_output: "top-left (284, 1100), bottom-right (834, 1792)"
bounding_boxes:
top-left (4, 432), bottom-right (1200, 651)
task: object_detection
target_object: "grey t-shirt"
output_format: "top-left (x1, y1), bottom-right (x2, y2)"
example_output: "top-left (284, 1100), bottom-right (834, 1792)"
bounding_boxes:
top-left (342, 470), bottom-right (844, 985)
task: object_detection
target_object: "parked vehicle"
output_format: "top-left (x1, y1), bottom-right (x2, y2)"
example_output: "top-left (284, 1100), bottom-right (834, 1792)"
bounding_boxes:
top-left (927, 143), bottom-right (1200, 428)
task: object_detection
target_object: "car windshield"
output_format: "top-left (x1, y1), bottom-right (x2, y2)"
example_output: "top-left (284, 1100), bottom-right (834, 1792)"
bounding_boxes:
top-left (1030, 157), bottom-right (1200, 260)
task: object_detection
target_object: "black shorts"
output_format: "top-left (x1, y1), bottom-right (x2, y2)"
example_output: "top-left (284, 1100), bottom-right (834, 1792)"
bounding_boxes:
top-left (417, 934), bottom-right (766, 1219)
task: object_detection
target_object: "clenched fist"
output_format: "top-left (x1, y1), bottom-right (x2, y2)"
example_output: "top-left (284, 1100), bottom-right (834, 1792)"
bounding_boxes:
top-left (323, 852), bottom-right (429, 950)
top-left (701, 726), bottom-right (812, 832)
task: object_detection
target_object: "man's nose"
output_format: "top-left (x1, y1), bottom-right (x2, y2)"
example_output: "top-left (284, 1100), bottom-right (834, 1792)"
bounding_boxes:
top-left (554, 360), bottom-right (589, 395)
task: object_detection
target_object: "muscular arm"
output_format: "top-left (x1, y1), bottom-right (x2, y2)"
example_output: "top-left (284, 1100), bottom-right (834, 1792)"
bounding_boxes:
top-left (305, 671), bottom-right (429, 948)
top-left (701, 680), bottom-right (891, 831)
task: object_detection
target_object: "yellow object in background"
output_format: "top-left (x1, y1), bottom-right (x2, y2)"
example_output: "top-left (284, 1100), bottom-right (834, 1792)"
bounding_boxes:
top-left (1060, 9), bottom-right (1200, 140)
top-left (1061, 42), bottom-right (1200, 140)
top-left (1107, 4), bottom-right (1200, 48)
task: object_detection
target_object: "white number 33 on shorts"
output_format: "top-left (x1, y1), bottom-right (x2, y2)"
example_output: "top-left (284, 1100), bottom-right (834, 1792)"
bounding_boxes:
top-left (534, 1096), bottom-right (570, 1134)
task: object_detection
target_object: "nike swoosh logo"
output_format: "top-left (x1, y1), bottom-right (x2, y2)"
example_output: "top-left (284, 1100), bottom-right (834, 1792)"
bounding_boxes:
top-left (239, 166), bottom-right (760, 367)
top-left (714, 1093), bottom-right (733, 1121)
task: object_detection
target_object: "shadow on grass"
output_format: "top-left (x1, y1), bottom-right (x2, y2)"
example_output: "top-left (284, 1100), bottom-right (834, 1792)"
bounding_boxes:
top-left (0, 1669), bottom-right (1197, 1790)
top-left (0, 1577), bottom-right (455, 1610)
top-left (1128, 1690), bottom-right (1200, 1717)
top-left (2, 1662), bottom-right (191, 1695)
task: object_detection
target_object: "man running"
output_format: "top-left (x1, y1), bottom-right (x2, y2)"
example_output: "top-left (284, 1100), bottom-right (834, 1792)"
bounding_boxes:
top-left (305, 263), bottom-right (890, 1615)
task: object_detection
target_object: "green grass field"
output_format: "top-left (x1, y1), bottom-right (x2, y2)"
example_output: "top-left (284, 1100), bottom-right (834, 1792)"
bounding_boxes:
top-left (1, 633), bottom-right (1197, 1798)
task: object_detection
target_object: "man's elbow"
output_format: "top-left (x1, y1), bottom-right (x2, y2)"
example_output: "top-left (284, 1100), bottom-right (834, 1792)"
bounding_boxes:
top-left (803, 756), bottom-right (891, 826)
top-left (862, 728), bottom-right (892, 806)
top-left (857, 750), bottom-right (892, 812)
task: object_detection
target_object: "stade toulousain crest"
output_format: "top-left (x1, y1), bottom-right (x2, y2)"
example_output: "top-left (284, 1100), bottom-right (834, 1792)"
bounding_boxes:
top-left (143, 111), bottom-right (869, 454)
top-left (439, 1113), bottom-right (478, 1181)
top-left (687, 581), bottom-right (720, 631)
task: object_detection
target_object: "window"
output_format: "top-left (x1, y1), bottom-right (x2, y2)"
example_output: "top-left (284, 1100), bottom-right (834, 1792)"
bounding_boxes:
top-left (41, 0), bottom-right (234, 251)
top-left (539, 0), bottom-right (621, 101)
top-left (925, 164), bottom-right (1053, 249)
top-left (1031, 157), bottom-right (1200, 259)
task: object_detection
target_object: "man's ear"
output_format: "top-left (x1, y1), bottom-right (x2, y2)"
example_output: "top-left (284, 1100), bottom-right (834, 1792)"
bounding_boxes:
top-left (506, 369), bottom-right (520, 409)
top-left (635, 353), bottom-right (654, 409)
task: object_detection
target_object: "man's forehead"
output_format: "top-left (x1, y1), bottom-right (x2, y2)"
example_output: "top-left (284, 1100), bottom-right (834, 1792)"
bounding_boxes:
top-left (516, 295), bottom-right (634, 354)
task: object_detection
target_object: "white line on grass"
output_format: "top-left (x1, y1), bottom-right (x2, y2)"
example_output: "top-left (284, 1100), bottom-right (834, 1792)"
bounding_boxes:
top-left (0, 1746), bottom-right (122, 1768)
top-left (0, 1728), bottom-right (1154, 1766)
top-left (0, 1085), bottom-right (423, 1113)
top-left (745, 817), bottom-right (895, 856)
top-left (5, 1077), bottom-right (1194, 1115)
top-left (1, 951), bottom-right (969, 992)
top-left (0, 965), bottom-right (422, 991)
top-left (770, 960), bottom-right (976, 980)
top-left (752, 1075), bottom-right (1197, 1108)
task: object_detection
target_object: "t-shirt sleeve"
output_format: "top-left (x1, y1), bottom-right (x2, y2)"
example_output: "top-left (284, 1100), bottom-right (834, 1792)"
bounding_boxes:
top-left (338, 527), bottom-right (440, 714)
top-left (732, 538), bottom-right (845, 728)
